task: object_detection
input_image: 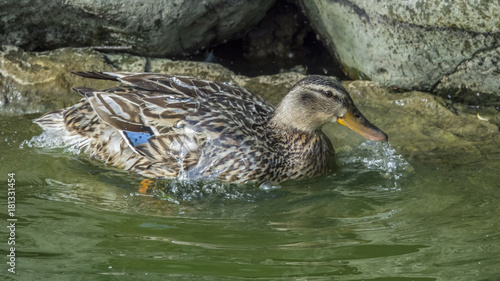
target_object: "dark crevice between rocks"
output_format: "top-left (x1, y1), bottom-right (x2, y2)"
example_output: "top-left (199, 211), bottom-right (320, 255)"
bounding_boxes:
top-left (435, 87), bottom-right (500, 113)
top-left (172, 0), bottom-right (345, 78)
top-left (11, 1), bottom-right (345, 80)
top-left (144, 57), bottom-right (152, 72)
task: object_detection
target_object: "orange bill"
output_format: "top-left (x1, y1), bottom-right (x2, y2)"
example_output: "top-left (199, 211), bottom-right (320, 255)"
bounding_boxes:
top-left (337, 107), bottom-right (388, 142)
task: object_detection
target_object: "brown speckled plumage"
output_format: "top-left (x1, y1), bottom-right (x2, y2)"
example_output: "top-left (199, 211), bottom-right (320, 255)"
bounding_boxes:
top-left (35, 72), bottom-right (387, 183)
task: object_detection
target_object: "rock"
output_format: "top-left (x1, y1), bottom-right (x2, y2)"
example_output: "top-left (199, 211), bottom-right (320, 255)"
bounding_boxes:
top-left (435, 46), bottom-right (500, 105)
top-left (328, 81), bottom-right (500, 165)
top-left (0, 0), bottom-right (275, 57)
top-left (0, 46), bottom-right (302, 114)
top-left (300, 0), bottom-right (500, 106)
top-left (2, 47), bottom-right (498, 163)
top-left (0, 46), bottom-right (115, 115)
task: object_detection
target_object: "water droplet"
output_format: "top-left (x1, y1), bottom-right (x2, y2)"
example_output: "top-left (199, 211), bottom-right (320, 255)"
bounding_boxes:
top-left (259, 182), bottom-right (281, 191)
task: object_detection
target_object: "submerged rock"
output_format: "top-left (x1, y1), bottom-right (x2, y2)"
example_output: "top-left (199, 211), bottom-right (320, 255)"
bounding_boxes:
top-left (0, 0), bottom-right (275, 57)
top-left (300, 0), bottom-right (500, 106)
top-left (1, 47), bottom-right (498, 163)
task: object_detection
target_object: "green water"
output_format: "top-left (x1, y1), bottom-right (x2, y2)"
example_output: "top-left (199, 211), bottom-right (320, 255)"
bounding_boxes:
top-left (1, 113), bottom-right (500, 280)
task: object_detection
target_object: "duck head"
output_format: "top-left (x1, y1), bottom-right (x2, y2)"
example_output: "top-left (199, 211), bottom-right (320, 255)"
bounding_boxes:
top-left (271, 75), bottom-right (388, 142)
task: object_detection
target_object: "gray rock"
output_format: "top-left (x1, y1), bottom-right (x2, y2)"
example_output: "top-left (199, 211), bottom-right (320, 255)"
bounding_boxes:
top-left (300, 0), bottom-right (500, 105)
top-left (0, 0), bottom-right (275, 57)
top-left (435, 46), bottom-right (500, 105)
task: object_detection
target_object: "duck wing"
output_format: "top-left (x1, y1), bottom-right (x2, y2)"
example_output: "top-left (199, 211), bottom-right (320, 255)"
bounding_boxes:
top-left (70, 72), bottom-right (275, 174)
top-left (72, 72), bottom-right (271, 106)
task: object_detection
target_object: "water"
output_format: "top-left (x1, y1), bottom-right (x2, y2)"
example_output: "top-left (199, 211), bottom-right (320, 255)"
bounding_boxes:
top-left (1, 114), bottom-right (500, 280)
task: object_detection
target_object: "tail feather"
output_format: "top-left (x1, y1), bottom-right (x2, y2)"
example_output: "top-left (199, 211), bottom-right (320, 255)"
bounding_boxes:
top-left (71, 71), bottom-right (122, 81)
top-left (34, 110), bottom-right (65, 130)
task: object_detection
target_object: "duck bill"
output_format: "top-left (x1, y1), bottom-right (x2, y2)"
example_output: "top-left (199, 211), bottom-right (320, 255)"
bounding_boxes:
top-left (337, 107), bottom-right (388, 142)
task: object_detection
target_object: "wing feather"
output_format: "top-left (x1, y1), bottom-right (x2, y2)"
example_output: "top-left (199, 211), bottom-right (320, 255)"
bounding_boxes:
top-left (68, 72), bottom-right (276, 177)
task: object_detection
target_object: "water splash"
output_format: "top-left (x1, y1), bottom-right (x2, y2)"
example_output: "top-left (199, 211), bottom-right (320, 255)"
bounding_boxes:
top-left (152, 179), bottom-right (261, 202)
top-left (259, 182), bottom-right (282, 191)
top-left (339, 141), bottom-right (414, 189)
top-left (21, 129), bottom-right (88, 155)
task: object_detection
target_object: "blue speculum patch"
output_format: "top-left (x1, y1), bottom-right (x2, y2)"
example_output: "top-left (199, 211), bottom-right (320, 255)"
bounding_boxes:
top-left (124, 131), bottom-right (151, 146)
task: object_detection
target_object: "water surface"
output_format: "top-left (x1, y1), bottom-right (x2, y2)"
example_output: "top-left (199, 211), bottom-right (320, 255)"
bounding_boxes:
top-left (1, 113), bottom-right (500, 280)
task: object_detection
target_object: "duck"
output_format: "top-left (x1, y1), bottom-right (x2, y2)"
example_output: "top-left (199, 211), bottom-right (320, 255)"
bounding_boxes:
top-left (34, 72), bottom-right (387, 184)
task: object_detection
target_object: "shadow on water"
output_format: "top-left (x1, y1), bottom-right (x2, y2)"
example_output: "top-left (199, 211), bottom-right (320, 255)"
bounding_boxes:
top-left (1, 113), bottom-right (500, 280)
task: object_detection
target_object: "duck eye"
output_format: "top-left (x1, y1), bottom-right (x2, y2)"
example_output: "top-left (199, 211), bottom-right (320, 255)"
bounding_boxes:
top-left (323, 90), bottom-right (333, 98)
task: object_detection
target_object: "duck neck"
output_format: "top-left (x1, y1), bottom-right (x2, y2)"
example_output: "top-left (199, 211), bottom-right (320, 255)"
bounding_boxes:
top-left (266, 119), bottom-right (336, 180)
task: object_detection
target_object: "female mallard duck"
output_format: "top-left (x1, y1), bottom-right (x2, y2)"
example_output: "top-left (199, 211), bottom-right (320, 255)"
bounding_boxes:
top-left (35, 72), bottom-right (387, 183)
